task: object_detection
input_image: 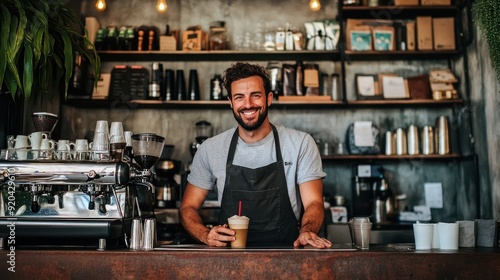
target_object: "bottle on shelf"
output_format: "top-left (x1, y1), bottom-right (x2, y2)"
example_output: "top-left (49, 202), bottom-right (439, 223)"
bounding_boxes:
top-left (148, 62), bottom-right (163, 100)
top-left (210, 74), bottom-right (224, 100)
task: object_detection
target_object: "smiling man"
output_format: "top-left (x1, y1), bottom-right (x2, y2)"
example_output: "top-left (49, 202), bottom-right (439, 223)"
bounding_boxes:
top-left (180, 62), bottom-right (331, 249)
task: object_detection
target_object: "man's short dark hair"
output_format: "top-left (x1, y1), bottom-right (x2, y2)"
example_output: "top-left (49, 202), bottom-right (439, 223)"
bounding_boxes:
top-left (223, 62), bottom-right (272, 97)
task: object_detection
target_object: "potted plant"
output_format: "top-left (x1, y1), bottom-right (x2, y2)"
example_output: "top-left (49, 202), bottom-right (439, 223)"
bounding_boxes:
top-left (0, 0), bottom-right (100, 148)
top-left (0, 0), bottom-right (100, 101)
top-left (473, 0), bottom-right (500, 81)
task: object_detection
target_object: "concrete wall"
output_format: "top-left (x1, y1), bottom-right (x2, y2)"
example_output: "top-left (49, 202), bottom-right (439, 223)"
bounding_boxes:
top-left (47, 0), bottom-right (497, 221)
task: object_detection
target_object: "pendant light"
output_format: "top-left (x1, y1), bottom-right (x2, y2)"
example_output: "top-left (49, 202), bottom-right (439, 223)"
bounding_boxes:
top-left (156, 0), bottom-right (168, 13)
top-left (309, 0), bottom-right (321, 12)
top-left (95, 0), bottom-right (106, 11)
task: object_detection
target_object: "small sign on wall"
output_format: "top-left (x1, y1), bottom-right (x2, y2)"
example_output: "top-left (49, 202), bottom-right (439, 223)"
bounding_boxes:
top-left (424, 182), bottom-right (443, 208)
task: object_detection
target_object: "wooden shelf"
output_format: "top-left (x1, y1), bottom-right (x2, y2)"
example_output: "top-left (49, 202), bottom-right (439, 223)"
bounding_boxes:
top-left (347, 99), bottom-right (464, 107)
top-left (98, 50), bottom-right (340, 62)
top-left (63, 98), bottom-right (463, 109)
top-left (321, 153), bottom-right (461, 161)
top-left (341, 5), bottom-right (458, 18)
top-left (343, 50), bottom-right (461, 61)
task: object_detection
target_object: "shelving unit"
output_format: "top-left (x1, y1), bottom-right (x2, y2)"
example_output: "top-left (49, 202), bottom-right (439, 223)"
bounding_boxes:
top-left (65, 2), bottom-right (473, 166)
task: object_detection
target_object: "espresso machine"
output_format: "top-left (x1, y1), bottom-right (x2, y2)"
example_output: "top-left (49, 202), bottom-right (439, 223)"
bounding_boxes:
top-left (0, 130), bottom-right (164, 250)
top-left (351, 164), bottom-right (386, 222)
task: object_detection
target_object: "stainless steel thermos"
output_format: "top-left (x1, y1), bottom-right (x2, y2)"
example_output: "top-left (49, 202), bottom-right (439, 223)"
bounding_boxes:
top-left (421, 125), bottom-right (435, 155)
top-left (395, 128), bottom-right (407, 155)
top-left (407, 125), bottom-right (419, 155)
top-left (435, 116), bottom-right (450, 155)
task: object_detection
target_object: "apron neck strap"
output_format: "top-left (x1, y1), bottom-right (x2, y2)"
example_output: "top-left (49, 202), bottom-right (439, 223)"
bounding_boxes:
top-left (227, 124), bottom-right (282, 165)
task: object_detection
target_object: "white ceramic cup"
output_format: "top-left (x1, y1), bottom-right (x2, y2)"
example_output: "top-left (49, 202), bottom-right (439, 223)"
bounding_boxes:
top-left (124, 131), bottom-right (133, 147)
top-left (437, 222), bottom-right (459, 250)
top-left (14, 135), bottom-right (30, 149)
top-left (40, 138), bottom-right (55, 150)
top-left (57, 140), bottom-right (71, 151)
top-left (95, 120), bottom-right (109, 135)
top-left (413, 223), bottom-right (434, 250)
top-left (29, 132), bottom-right (48, 150)
top-left (56, 140), bottom-right (72, 160)
top-left (74, 139), bottom-right (89, 151)
top-left (92, 132), bottom-right (109, 151)
top-left (110, 122), bottom-right (124, 138)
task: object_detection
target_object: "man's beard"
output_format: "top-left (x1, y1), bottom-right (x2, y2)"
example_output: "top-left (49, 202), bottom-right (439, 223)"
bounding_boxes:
top-left (232, 103), bottom-right (268, 131)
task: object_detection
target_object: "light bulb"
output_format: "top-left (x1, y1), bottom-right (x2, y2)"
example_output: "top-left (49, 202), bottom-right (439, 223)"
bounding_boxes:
top-left (309, 0), bottom-right (321, 12)
top-left (156, 0), bottom-right (168, 13)
top-left (95, 0), bottom-right (106, 11)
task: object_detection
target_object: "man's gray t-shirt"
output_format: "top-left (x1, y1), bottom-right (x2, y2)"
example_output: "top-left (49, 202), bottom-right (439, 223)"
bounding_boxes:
top-left (187, 124), bottom-right (326, 220)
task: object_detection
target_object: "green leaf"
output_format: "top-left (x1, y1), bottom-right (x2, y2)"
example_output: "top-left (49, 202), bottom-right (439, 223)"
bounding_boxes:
top-left (59, 30), bottom-right (74, 96)
top-left (0, 4), bottom-right (12, 90)
top-left (5, 13), bottom-right (21, 95)
top-left (23, 42), bottom-right (34, 99)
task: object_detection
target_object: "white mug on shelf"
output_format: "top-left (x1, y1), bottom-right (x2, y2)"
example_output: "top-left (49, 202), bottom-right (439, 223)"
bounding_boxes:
top-left (40, 138), bottom-right (55, 150)
top-left (14, 135), bottom-right (30, 149)
top-left (29, 132), bottom-right (48, 150)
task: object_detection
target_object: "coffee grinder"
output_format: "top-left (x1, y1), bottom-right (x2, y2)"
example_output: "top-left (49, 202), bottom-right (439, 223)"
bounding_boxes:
top-left (351, 164), bottom-right (385, 220)
top-left (189, 120), bottom-right (213, 159)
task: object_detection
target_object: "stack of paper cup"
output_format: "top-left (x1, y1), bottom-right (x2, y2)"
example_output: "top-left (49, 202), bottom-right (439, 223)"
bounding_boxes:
top-left (413, 223), bottom-right (434, 250)
top-left (437, 222), bottom-right (459, 250)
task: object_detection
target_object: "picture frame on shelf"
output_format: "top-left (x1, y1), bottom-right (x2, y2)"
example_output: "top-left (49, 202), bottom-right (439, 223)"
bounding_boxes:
top-left (355, 74), bottom-right (382, 100)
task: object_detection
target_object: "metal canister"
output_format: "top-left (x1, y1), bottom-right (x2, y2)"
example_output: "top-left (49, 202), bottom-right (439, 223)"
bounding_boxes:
top-left (421, 125), bottom-right (435, 155)
top-left (395, 128), bottom-right (407, 155)
top-left (407, 125), bottom-right (419, 155)
top-left (384, 131), bottom-right (395, 155)
top-left (435, 116), bottom-right (450, 155)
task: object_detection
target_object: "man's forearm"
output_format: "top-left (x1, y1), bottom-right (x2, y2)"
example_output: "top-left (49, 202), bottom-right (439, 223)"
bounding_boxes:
top-left (299, 201), bottom-right (324, 234)
top-left (179, 206), bottom-right (210, 244)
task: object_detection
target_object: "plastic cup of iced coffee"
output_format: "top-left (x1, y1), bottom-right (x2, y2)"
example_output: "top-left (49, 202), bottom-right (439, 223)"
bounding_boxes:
top-left (227, 215), bottom-right (250, 248)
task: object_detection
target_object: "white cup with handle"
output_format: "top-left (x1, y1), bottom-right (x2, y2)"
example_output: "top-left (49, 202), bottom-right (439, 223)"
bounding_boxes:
top-left (40, 138), bottom-right (55, 150)
top-left (29, 132), bottom-right (48, 150)
top-left (56, 139), bottom-right (72, 160)
top-left (14, 135), bottom-right (30, 149)
top-left (74, 139), bottom-right (90, 160)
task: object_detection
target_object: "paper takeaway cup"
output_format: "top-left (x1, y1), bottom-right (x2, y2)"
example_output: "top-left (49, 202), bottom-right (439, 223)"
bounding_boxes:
top-left (413, 223), bottom-right (434, 250)
top-left (227, 215), bottom-right (250, 248)
top-left (458, 220), bottom-right (476, 247)
top-left (438, 222), bottom-right (459, 250)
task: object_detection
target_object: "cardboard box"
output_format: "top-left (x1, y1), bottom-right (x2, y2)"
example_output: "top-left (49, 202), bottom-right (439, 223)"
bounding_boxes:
top-left (406, 21), bottom-right (416, 51)
top-left (394, 0), bottom-right (419, 5)
top-left (159, 36), bottom-right (177, 51)
top-left (433, 17), bottom-right (455, 50)
top-left (416, 17), bottom-right (433, 50)
top-left (182, 28), bottom-right (207, 51)
top-left (421, 0), bottom-right (451, 5)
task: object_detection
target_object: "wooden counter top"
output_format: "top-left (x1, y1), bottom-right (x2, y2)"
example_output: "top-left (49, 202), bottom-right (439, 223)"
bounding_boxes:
top-left (1, 245), bottom-right (499, 279)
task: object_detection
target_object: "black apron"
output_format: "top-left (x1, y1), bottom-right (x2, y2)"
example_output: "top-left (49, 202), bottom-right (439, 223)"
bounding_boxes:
top-left (218, 124), bottom-right (299, 246)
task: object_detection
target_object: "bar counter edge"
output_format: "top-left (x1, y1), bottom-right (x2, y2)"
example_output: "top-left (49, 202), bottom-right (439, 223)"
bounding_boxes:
top-left (1, 246), bottom-right (499, 279)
